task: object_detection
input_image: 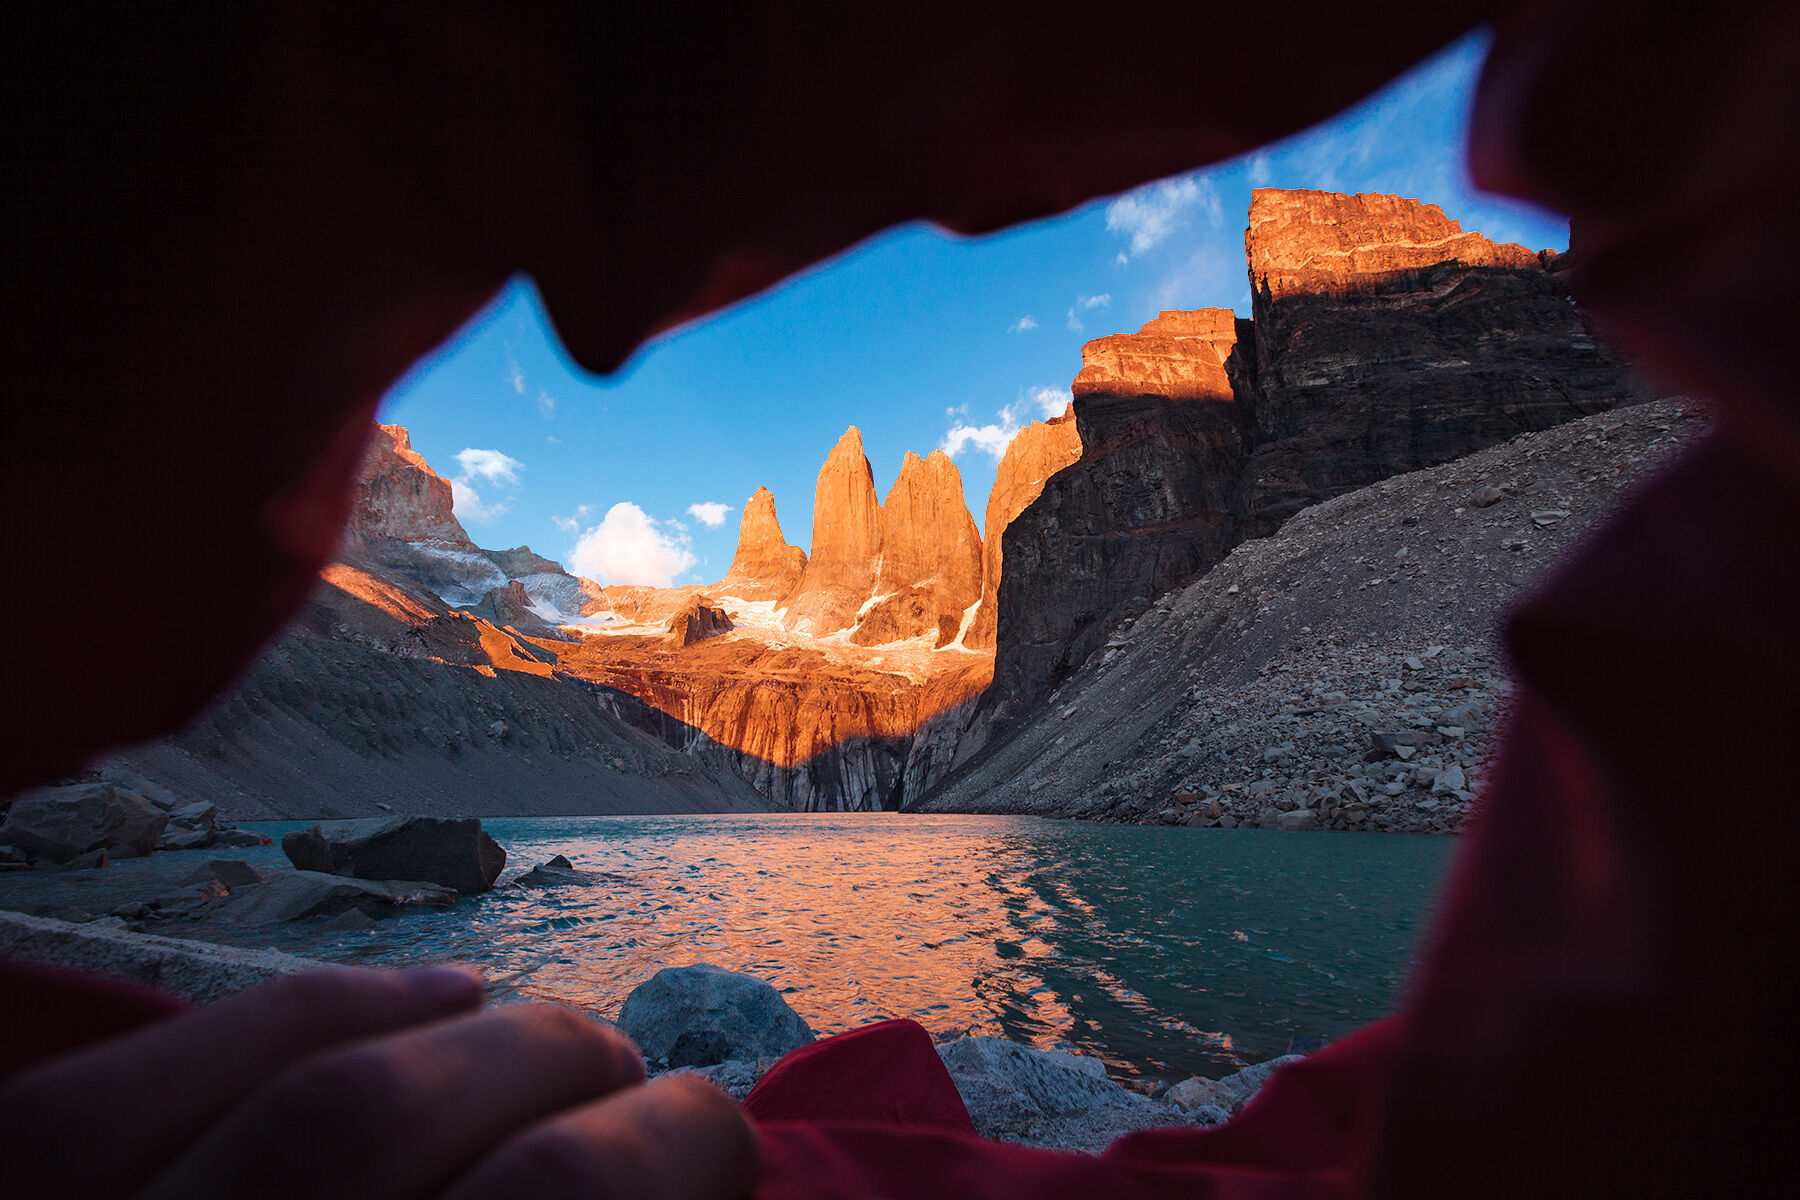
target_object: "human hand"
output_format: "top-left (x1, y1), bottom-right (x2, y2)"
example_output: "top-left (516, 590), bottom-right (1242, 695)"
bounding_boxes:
top-left (0, 966), bottom-right (759, 1199)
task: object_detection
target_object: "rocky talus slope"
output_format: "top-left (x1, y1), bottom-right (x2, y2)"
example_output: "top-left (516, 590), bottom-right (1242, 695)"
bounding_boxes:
top-left (99, 560), bottom-right (770, 819)
top-left (912, 189), bottom-right (1653, 803)
top-left (915, 400), bottom-right (1704, 829)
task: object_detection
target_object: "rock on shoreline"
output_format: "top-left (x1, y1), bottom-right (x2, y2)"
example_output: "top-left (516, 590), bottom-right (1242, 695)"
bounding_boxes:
top-left (0, 923), bottom-right (1307, 1153)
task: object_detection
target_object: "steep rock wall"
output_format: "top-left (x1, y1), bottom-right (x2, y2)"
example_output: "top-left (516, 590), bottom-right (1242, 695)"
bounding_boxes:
top-left (964, 405), bottom-right (1082, 652)
top-left (1238, 188), bottom-right (1644, 533)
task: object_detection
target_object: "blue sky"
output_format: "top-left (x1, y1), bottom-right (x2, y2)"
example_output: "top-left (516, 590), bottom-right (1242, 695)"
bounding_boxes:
top-left (380, 30), bottom-right (1567, 588)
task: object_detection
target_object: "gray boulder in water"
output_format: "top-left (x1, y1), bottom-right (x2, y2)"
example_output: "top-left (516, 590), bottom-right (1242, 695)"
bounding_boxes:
top-left (934, 1036), bottom-right (1186, 1153)
top-left (210, 870), bottom-right (458, 925)
top-left (282, 816), bottom-right (505, 893)
top-left (512, 854), bottom-right (600, 888)
top-left (619, 963), bottom-right (813, 1068)
top-left (0, 784), bottom-right (168, 863)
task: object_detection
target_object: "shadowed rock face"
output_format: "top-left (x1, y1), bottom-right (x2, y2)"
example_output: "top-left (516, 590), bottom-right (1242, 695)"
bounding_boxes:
top-left (964, 406), bottom-right (1083, 652)
top-left (780, 427), bottom-right (884, 635)
top-left (469, 579), bottom-right (575, 642)
top-left (935, 189), bottom-right (1651, 795)
top-left (1238, 187), bottom-right (1645, 534)
top-left (990, 348), bottom-right (1253, 726)
top-left (853, 450), bottom-right (984, 647)
top-left (716, 487), bottom-right (807, 601)
top-left (482, 545), bottom-right (566, 578)
top-left (666, 595), bottom-right (734, 647)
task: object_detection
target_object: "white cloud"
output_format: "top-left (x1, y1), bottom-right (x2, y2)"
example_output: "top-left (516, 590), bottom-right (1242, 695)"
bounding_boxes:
top-left (1115, 251), bottom-right (1129, 267)
top-left (941, 420), bottom-right (1019, 459)
top-left (1026, 385), bottom-right (1072, 419)
top-left (942, 386), bottom-right (1074, 460)
top-left (535, 389), bottom-right (556, 418)
top-left (1105, 174), bottom-right (1223, 259)
top-left (1066, 308), bottom-right (1084, 333)
top-left (546, 435), bottom-right (562, 444)
top-left (687, 501), bottom-right (732, 527)
top-left (1247, 152), bottom-right (1272, 187)
top-left (1007, 315), bottom-right (1039, 333)
top-left (447, 448), bottom-right (522, 525)
top-left (454, 448), bottom-right (522, 487)
top-left (506, 347), bottom-right (525, 396)
top-left (451, 479), bottom-right (508, 524)
top-left (1078, 293), bottom-right (1112, 310)
top-left (568, 503), bottom-right (697, 587)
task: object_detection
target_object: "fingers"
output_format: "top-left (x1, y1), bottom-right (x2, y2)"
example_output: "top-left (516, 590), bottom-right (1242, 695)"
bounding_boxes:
top-left (137, 1001), bottom-right (649, 1200)
top-left (0, 965), bottom-right (481, 1199)
top-left (441, 1073), bottom-right (762, 1200)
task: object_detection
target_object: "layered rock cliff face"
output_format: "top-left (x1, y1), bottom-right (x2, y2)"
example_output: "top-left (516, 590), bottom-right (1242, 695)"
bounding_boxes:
top-left (343, 425), bottom-right (507, 604)
top-left (920, 189), bottom-right (1649, 807)
top-left (1237, 188), bottom-right (1644, 533)
top-left (985, 309), bottom-right (1254, 728)
top-left (715, 487), bottom-right (808, 601)
top-left (344, 426), bottom-right (609, 620)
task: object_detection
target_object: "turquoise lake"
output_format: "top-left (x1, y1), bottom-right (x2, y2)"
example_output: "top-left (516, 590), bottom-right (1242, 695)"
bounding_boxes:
top-left (229, 814), bottom-right (1457, 1083)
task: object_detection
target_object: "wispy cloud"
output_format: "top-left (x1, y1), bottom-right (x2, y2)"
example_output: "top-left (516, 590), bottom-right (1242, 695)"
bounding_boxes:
top-left (551, 504), bottom-right (592, 534)
top-left (941, 386), bottom-right (1073, 460)
top-left (449, 448), bottom-right (523, 525)
top-left (505, 344), bottom-right (556, 419)
top-left (1066, 308), bottom-right (1084, 333)
top-left (687, 501), bottom-right (731, 527)
top-left (1078, 293), bottom-right (1112, 310)
top-left (505, 346), bottom-right (525, 396)
top-left (1105, 175), bottom-right (1222, 259)
top-left (1007, 315), bottom-right (1038, 334)
top-left (1152, 242), bottom-right (1250, 313)
top-left (568, 502), bottom-right (697, 587)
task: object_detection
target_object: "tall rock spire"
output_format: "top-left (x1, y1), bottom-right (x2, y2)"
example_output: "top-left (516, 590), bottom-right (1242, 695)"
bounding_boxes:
top-left (779, 427), bottom-right (883, 635)
top-left (850, 449), bottom-right (984, 647)
top-left (716, 486), bottom-right (807, 601)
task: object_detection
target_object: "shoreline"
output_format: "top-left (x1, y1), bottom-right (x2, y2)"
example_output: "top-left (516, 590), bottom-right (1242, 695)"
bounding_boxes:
top-left (0, 910), bottom-right (1309, 1153)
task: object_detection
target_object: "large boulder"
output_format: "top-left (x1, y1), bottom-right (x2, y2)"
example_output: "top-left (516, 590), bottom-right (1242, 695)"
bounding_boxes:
top-left (210, 870), bottom-right (458, 926)
top-left (619, 963), bottom-right (813, 1068)
top-left (934, 1036), bottom-right (1187, 1153)
top-left (0, 784), bottom-right (168, 862)
top-left (282, 816), bottom-right (505, 893)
